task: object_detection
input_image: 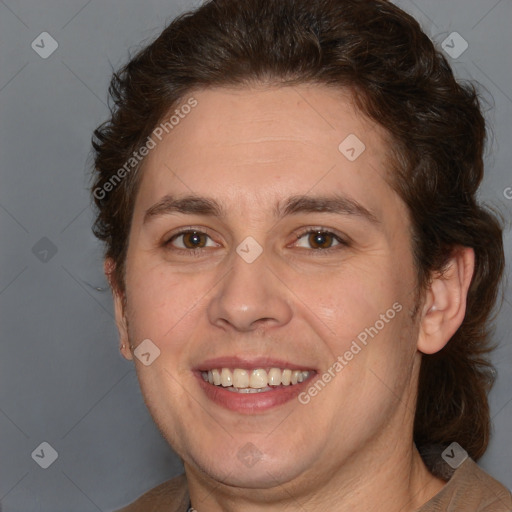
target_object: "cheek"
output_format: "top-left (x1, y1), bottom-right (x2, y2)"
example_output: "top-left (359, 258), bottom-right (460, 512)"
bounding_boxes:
top-left (297, 264), bottom-right (401, 340)
top-left (123, 260), bottom-right (204, 345)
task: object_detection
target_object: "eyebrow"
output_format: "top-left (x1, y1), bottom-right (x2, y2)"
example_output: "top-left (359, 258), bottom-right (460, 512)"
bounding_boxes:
top-left (143, 193), bottom-right (379, 225)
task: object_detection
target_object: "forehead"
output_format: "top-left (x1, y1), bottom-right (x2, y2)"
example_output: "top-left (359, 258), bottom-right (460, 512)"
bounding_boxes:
top-left (134, 84), bottom-right (403, 223)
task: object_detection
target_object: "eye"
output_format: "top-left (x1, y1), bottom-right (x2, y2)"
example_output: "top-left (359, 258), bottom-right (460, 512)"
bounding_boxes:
top-left (165, 229), bottom-right (218, 250)
top-left (294, 229), bottom-right (346, 250)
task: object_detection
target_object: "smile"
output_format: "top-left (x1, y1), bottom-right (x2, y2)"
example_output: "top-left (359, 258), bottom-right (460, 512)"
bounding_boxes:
top-left (201, 367), bottom-right (312, 392)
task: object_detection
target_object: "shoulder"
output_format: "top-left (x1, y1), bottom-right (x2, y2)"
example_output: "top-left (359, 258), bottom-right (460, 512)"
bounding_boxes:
top-left (114, 473), bottom-right (189, 512)
top-left (419, 458), bottom-right (512, 512)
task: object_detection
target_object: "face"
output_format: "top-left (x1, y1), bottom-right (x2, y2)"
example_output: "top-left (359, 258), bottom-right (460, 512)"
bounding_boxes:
top-left (115, 85), bottom-right (423, 492)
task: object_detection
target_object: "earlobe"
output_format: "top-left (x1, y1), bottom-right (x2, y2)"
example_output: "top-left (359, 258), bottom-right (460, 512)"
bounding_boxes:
top-left (105, 258), bottom-right (133, 361)
top-left (417, 247), bottom-right (475, 355)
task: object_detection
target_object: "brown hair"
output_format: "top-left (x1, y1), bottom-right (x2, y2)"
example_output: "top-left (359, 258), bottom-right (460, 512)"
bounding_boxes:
top-left (91, 0), bottom-right (504, 461)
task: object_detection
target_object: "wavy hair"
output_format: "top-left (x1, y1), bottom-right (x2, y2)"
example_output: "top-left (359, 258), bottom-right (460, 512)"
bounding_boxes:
top-left (91, 0), bottom-right (505, 461)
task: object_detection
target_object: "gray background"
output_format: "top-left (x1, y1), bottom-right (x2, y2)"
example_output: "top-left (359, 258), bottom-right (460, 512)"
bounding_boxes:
top-left (0, 0), bottom-right (510, 510)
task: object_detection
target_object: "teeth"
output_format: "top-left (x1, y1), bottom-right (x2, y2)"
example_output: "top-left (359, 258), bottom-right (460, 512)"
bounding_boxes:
top-left (281, 369), bottom-right (292, 385)
top-left (268, 368), bottom-right (282, 386)
top-left (212, 369), bottom-right (221, 385)
top-left (233, 369), bottom-right (249, 388)
top-left (201, 367), bottom-right (312, 391)
top-left (221, 368), bottom-right (232, 387)
top-left (227, 386), bottom-right (273, 393)
top-left (249, 369), bottom-right (268, 388)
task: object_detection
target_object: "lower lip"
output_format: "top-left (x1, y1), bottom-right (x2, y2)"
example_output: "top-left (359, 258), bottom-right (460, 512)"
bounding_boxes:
top-left (195, 372), bottom-right (315, 413)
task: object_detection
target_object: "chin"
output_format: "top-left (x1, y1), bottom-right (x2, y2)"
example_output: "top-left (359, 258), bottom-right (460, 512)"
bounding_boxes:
top-left (183, 438), bottom-right (315, 491)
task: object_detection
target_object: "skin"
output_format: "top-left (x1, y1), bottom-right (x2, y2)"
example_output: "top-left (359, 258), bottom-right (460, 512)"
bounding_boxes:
top-left (109, 84), bottom-right (474, 511)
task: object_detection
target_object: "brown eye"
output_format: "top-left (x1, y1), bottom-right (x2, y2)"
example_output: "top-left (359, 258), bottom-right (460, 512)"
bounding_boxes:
top-left (182, 231), bottom-right (207, 248)
top-left (307, 231), bottom-right (336, 249)
top-left (167, 230), bottom-right (216, 250)
top-left (294, 229), bottom-right (347, 252)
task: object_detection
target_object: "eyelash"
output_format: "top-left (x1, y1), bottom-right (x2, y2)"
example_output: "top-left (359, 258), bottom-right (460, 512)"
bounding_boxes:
top-left (163, 226), bottom-right (349, 255)
top-left (293, 227), bottom-right (349, 254)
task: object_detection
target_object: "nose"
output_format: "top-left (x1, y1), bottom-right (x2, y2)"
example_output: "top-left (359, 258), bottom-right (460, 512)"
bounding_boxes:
top-left (207, 249), bottom-right (293, 333)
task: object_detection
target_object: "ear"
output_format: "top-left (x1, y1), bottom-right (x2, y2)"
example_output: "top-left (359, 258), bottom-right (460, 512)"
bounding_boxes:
top-left (105, 258), bottom-right (133, 360)
top-left (417, 247), bottom-right (475, 355)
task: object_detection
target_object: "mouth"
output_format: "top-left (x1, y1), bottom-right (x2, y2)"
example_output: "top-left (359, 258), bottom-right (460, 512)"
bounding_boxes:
top-left (195, 360), bottom-right (316, 413)
top-left (200, 367), bottom-right (313, 393)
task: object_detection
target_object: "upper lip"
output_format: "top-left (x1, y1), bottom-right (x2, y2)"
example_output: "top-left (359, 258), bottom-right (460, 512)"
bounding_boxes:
top-left (194, 356), bottom-right (316, 372)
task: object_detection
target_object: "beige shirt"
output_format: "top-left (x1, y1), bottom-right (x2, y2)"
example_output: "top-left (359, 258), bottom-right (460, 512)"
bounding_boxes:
top-left (116, 458), bottom-right (512, 512)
